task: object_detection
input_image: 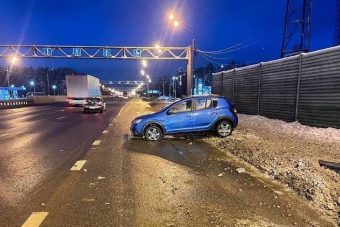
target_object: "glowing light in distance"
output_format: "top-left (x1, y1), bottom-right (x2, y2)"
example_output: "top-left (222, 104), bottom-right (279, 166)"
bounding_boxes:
top-left (142, 60), bottom-right (148, 68)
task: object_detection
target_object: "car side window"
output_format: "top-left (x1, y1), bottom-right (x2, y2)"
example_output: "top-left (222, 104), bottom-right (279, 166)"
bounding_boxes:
top-left (206, 99), bottom-right (212, 108)
top-left (212, 99), bottom-right (218, 108)
top-left (195, 98), bottom-right (208, 111)
top-left (170, 100), bottom-right (192, 114)
top-left (195, 98), bottom-right (214, 110)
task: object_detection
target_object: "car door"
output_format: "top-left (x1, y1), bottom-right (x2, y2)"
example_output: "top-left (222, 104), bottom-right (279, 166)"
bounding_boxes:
top-left (163, 99), bottom-right (194, 133)
top-left (191, 98), bottom-right (219, 130)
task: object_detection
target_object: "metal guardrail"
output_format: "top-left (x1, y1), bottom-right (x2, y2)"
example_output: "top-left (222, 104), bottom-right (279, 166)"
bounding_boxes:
top-left (0, 99), bottom-right (32, 109)
top-left (212, 45), bottom-right (340, 129)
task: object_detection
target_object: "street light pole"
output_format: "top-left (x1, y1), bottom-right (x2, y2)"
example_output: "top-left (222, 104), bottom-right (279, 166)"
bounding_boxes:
top-left (162, 80), bottom-right (165, 95)
top-left (46, 67), bottom-right (50, 96)
top-left (6, 67), bottom-right (10, 91)
top-left (52, 85), bottom-right (57, 96)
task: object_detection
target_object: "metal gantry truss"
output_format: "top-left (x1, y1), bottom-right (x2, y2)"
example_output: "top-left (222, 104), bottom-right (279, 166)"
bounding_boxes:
top-left (0, 45), bottom-right (189, 60)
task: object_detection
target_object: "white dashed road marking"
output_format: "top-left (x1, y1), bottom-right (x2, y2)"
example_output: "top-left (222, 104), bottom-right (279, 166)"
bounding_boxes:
top-left (56, 116), bottom-right (66, 120)
top-left (21, 212), bottom-right (48, 227)
top-left (102, 130), bottom-right (109, 134)
top-left (70, 160), bottom-right (87, 171)
top-left (92, 140), bottom-right (101, 145)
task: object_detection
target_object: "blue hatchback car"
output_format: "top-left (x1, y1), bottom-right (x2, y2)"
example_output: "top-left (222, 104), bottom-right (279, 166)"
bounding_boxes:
top-left (130, 95), bottom-right (238, 141)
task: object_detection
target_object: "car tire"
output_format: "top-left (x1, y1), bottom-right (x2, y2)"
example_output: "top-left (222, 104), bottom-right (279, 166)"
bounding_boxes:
top-left (144, 125), bottom-right (163, 141)
top-left (83, 109), bottom-right (87, 113)
top-left (216, 120), bottom-right (233, 137)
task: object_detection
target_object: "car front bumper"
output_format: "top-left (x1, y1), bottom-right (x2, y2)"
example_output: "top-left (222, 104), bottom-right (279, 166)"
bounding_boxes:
top-left (130, 122), bottom-right (143, 137)
top-left (84, 105), bottom-right (103, 111)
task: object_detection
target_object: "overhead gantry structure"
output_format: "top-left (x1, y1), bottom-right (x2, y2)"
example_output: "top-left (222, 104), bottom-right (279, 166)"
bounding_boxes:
top-left (0, 42), bottom-right (195, 95)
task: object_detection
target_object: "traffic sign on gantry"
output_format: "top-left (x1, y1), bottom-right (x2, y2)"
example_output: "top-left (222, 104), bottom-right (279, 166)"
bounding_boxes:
top-left (0, 45), bottom-right (189, 60)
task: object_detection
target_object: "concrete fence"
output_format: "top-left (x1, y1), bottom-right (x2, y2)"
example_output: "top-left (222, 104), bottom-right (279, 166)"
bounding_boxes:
top-left (212, 45), bottom-right (340, 128)
top-left (0, 96), bottom-right (67, 109)
top-left (28, 96), bottom-right (67, 104)
top-left (0, 99), bottom-right (32, 109)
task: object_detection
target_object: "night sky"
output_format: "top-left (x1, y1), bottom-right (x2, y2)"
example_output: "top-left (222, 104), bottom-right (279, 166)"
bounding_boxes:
top-left (0, 0), bottom-right (336, 81)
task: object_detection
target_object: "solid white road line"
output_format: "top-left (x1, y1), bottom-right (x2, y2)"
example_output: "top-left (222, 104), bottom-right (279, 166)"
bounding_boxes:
top-left (56, 116), bottom-right (66, 120)
top-left (21, 212), bottom-right (48, 227)
top-left (116, 102), bottom-right (129, 118)
top-left (70, 160), bottom-right (87, 171)
top-left (0, 133), bottom-right (11, 138)
top-left (92, 140), bottom-right (101, 146)
top-left (102, 130), bottom-right (109, 134)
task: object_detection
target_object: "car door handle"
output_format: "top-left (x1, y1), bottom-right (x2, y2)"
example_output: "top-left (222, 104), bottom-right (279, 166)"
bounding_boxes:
top-left (186, 114), bottom-right (192, 118)
top-left (212, 112), bottom-right (218, 115)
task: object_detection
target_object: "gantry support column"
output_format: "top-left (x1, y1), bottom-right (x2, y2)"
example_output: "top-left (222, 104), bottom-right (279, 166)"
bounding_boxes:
top-left (186, 39), bottom-right (195, 96)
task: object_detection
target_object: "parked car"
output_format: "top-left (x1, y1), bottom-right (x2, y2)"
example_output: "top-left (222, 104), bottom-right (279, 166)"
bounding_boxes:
top-left (130, 95), bottom-right (238, 141)
top-left (83, 97), bottom-right (106, 113)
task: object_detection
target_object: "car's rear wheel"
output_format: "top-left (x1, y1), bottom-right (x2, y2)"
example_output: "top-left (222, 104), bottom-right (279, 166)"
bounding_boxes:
top-left (144, 125), bottom-right (163, 141)
top-left (216, 120), bottom-right (233, 137)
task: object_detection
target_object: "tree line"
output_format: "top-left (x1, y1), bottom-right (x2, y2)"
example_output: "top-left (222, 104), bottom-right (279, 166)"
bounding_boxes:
top-left (0, 67), bottom-right (78, 95)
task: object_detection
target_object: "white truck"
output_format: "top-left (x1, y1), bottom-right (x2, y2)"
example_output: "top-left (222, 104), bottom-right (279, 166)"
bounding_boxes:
top-left (66, 74), bottom-right (102, 105)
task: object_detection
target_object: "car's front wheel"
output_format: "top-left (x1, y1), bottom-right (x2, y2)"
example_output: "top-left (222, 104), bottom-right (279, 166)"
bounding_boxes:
top-left (216, 120), bottom-right (233, 137)
top-left (144, 125), bottom-right (163, 141)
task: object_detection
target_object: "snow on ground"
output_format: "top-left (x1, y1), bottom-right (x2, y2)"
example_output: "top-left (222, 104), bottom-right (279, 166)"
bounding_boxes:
top-left (239, 114), bottom-right (340, 147)
top-left (204, 114), bottom-right (340, 224)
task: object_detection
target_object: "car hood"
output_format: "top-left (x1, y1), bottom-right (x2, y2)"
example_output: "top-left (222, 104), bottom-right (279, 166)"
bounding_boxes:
top-left (134, 112), bottom-right (161, 121)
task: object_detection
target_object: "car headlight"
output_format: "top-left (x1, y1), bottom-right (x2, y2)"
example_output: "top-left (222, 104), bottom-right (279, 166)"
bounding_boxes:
top-left (134, 119), bottom-right (142, 124)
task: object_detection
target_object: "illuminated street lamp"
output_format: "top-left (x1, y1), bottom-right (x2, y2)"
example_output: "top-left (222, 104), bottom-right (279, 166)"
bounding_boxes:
top-left (155, 43), bottom-right (162, 54)
top-left (141, 60), bottom-right (148, 68)
top-left (6, 56), bottom-right (19, 97)
top-left (173, 20), bottom-right (179, 27)
top-left (52, 85), bottom-right (57, 96)
top-left (169, 13), bottom-right (175, 21)
top-left (30, 80), bottom-right (36, 93)
top-left (140, 69), bottom-right (145, 76)
top-left (10, 56), bottom-right (18, 65)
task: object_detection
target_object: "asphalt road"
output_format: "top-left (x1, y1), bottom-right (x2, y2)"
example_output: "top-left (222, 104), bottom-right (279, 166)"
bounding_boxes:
top-left (0, 101), bottom-right (126, 226)
top-left (0, 99), bottom-right (335, 226)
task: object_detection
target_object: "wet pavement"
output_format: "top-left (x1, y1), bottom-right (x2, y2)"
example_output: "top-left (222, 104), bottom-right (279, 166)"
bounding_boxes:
top-left (0, 99), bottom-right (335, 226)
